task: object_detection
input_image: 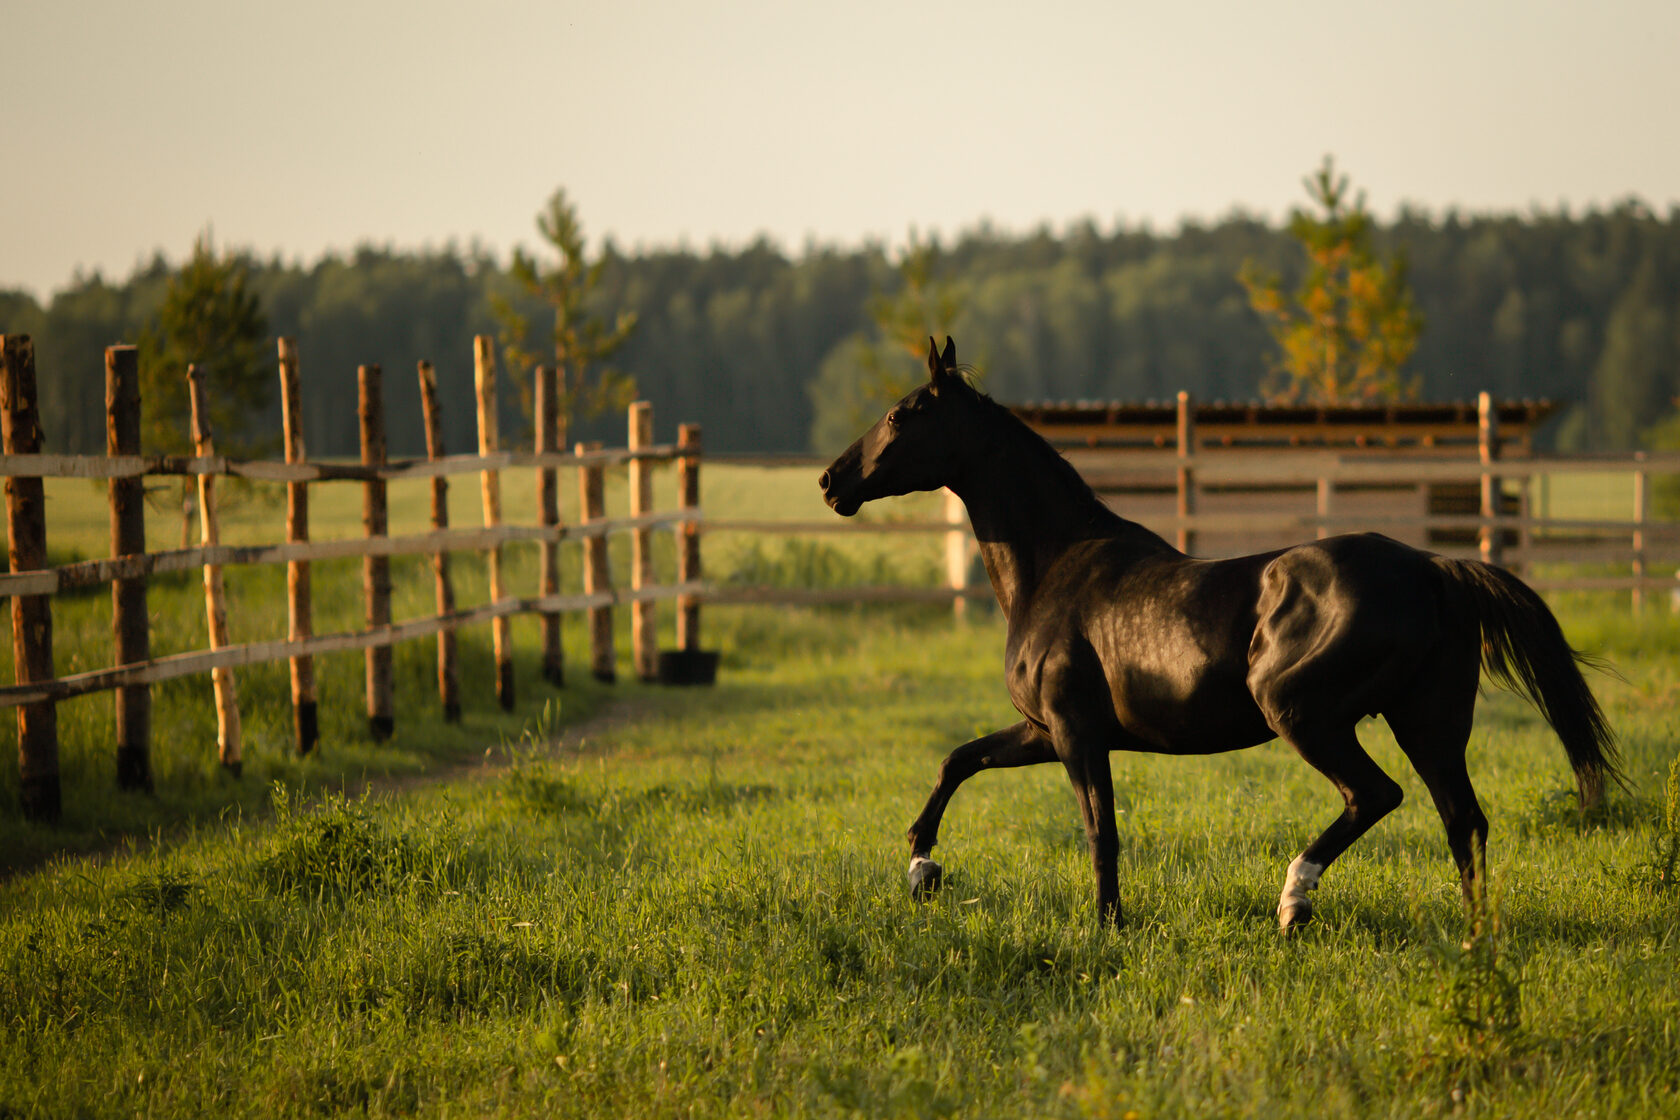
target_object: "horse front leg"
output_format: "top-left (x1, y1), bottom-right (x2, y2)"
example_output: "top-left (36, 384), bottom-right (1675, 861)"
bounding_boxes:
top-left (906, 720), bottom-right (1055, 898)
top-left (1057, 741), bottom-right (1122, 928)
top-left (1039, 670), bottom-right (1129, 928)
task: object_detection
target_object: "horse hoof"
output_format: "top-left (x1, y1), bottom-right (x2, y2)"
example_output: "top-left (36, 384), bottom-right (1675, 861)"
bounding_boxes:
top-left (1278, 898), bottom-right (1314, 932)
top-left (908, 855), bottom-right (943, 900)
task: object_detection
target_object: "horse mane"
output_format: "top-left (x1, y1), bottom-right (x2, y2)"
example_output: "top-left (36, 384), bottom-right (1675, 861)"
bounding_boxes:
top-left (955, 375), bottom-right (1135, 539)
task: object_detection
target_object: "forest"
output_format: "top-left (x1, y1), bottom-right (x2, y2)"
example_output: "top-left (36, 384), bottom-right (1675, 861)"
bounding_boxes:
top-left (4, 199), bottom-right (1680, 458)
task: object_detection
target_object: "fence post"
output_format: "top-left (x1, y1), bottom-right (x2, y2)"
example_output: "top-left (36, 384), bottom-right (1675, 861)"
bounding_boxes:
top-left (677, 424), bottom-right (702, 651)
top-left (1315, 477), bottom-right (1333, 540)
top-left (1633, 457), bottom-right (1650, 615)
top-left (278, 338), bottom-right (317, 755)
top-left (535, 365), bottom-right (564, 687)
top-left (577, 440), bottom-right (615, 682)
top-left (2, 335), bottom-right (59, 821)
top-left (359, 364), bottom-right (394, 739)
top-left (944, 488), bottom-right (970, 619)
top-left (474, 335), bottom-right (514, 710)
top-left (1176, 390), bottom-right (1196, 555)
top-left (106, 345), bottom-right (151, 791)
top-left (1478, 391), bottom-right (1502, 567)
top-left (1515, 475), bottom-right (1532, 578)
top-left (418, 361), bottom-right (460, 721)
top-left (186, 364), bottom-right (242, 776)
top-left (629, 401), bottom-right (657, 681)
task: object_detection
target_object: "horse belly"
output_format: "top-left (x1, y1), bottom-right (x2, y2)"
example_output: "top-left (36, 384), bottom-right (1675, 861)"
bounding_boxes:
top-left (1106, 661), bottom-right (1273, 755)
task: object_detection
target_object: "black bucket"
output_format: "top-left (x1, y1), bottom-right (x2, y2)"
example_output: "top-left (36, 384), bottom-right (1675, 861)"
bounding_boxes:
top-left (657, 649), bottom-right (720, 686)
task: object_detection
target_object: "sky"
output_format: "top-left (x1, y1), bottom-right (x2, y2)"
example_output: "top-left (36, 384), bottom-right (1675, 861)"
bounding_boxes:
top-left (5, 0), bottom-right (1679, 301)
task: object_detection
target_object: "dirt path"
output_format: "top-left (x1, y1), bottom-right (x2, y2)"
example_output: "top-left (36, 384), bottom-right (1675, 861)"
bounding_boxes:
top-left (1, 697), bottom-right (661, 884)
top-left (364, 696), bottom-right (660, 797)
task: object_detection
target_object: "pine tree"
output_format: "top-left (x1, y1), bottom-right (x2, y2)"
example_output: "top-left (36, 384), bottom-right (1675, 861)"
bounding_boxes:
top-left (1240, 157), bottom-right (1423, 403)
top-left (492, 189), bottom-right (638, 431)
top-left (806, 236), bottom-right (963, 452)
top-left (136, 233), bottom-right (271, 543)
top-left (138, 233), bottom-right (270, 456)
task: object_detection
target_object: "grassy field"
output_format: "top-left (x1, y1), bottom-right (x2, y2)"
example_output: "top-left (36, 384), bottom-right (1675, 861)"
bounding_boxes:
top-left (2, 465), bottom-right (1678, 1117)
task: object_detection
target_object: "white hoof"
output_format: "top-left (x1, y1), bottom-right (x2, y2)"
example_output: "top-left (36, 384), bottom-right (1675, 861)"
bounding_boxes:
top-left (908, 854), bottom-right (943, 899)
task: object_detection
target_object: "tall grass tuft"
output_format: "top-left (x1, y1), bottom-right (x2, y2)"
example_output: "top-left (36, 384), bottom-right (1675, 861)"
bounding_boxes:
top-left (257, 785), bottom-right (463, 902)
top-left (1430, 850), bottom-right (1523, 1064)
top-left (1637, 754), bottom-right (1680, 893)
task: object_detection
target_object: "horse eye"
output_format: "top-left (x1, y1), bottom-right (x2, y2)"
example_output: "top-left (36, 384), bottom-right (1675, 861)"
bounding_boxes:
top-left (887, 410), bottom-right (901, 427)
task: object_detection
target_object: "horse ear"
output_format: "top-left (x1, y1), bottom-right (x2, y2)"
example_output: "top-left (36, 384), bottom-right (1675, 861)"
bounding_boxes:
top-left (928, 335), bottom-right (960, 393)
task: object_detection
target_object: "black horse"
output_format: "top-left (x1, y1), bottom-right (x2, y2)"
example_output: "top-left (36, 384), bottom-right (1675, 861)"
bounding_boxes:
top-left (821, 337), bottom-right (1621, 930)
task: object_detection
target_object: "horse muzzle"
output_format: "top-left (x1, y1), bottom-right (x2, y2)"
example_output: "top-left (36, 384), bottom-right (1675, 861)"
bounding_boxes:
top-left (820, 471), bottom-right (863, 517)
top-left (820, 447), bottom-right (867, 517)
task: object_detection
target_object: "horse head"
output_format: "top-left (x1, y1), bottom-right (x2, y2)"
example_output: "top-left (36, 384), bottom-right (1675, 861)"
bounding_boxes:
top-left (820, 335), bottom-right (974, 516)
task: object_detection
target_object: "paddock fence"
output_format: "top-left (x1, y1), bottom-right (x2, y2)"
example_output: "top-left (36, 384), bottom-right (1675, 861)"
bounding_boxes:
top-left (0, 334), bottom-right (707, 823)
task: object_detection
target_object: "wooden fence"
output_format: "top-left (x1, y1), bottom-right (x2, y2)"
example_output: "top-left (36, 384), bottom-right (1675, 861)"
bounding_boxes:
top-left (705, 390), bottom-right (1680, 613)
top-left (6, 332), bottom-right (1678, 826)
top-left (0, 334), bottom-right (704, 823)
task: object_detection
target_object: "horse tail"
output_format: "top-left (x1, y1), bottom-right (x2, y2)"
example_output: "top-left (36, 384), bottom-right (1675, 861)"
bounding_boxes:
top-left (1432, 557), bottom-right (1625, 806)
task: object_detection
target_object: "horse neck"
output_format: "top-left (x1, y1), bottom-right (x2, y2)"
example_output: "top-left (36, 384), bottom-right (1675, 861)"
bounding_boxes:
top-left (948, 423), bottom-right (1166, 615)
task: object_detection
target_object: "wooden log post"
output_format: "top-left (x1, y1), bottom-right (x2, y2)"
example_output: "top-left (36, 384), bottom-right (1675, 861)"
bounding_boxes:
top-left (577, 440), bottom-right (616, 682)
top-left (1515, 476), bottom-right (1533, 578)
top-left (186, 364), bottom-right (242, 776)
top-left (1315, 476), bottom-right (1333, 541)
top-left (278, 338), bottom-right (318, 755)
top-left (359, 364), bottom-right (394, 739)
top-left (106, 345), bottom-right (152, 791)
top-left (475, 335), bottom-right (514, 710)
top-left (676, 424), bottom-right (702, 652)
top-left (1633, 457), bottom-right (1650, 615)
top-left (535, 365), bottom-right (564, 687)
top-left (418, 361), bottom-right (460, 721)
top-left (2, 335), bottom-right (60, 821)
top-left (944, 487), bottom-right (970, 619)
top-left (1478, 391), bottom-right (1502, 567)
top-left (1176, 390), bottom-right (1197, 556)
top-left (629, 401), bottom-right (658, 681)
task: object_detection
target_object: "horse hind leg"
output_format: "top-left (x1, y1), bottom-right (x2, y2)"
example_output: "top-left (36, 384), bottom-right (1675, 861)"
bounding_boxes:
top-left (1275, 726), bottom-right (1405, 931)
top-left (1385, 654), bottom-right (1488, 903)
top-left (905, 721), bottom-right (1056, 898)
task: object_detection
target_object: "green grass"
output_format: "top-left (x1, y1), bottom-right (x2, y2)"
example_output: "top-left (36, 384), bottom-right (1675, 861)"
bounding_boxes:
top-left (2, 601), bottom-right (1678, 1117)
top-left (3, 467), bottom-right (1679, 1117)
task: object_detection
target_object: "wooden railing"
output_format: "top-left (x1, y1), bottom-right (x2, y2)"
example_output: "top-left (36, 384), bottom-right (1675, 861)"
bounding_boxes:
top-left (704, 440), bottom-right (1680, 612)
top-left (0, 334), bottom-right (704, 823)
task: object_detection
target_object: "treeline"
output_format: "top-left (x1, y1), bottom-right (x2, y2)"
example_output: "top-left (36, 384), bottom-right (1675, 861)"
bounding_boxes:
top-left (5, 200), bottom-right (1680, 457)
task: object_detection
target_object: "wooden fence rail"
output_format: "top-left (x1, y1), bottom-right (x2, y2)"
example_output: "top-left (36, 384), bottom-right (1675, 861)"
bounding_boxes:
top-left (0, 332), bottom-right (702, 823)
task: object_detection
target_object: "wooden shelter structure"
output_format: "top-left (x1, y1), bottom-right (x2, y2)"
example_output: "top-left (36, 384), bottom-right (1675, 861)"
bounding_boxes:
top-left (1009, 396), bottom-right (1561, 557)
top-left (1014, 398), bottom-right (1557, 454)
